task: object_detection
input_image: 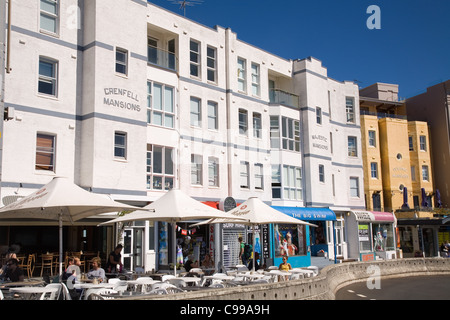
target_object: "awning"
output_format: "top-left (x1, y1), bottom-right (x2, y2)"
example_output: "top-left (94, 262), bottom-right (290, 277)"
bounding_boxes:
top-left (271, 206), bottom-right (336, 221)
top-left (351, 210), bottom-right (395, 223)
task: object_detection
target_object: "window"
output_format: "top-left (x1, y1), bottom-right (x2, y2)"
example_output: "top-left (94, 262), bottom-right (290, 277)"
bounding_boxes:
top-left (208, 157), bottom-right (219, 187)
top-left (38, 57), bottom-right (58, 96)
top-left (206, 46), bottom-right (217, 82)
top-left (190, 97), bottom-right (202, 127)
top-left (370, 162), bottom-right (378, 179)
top-left (408, 136), bottom-right (414, 151)
top-left (271, 165), bottom-right (281, 199)
top-left (316, 107), bottom-right (322, 125)
top-left (348, 136), bottom-right (357, 157)
top-left (40, 0), bottom-right (59, 34)
top-left (147, 145), bottom-right (174, 190)
top-left (253, 112), bottom-right (262, 138)
top-left (422, 165), bottom-right (429, 181)
top-left (147, 37), bottom-right (158, 65)
top-left (251, 63), bottom-right (260, 96)
top-left (240, 161), bottom-right (249, 189)
top-left (283, 166), bottom-right (302, 200)
top-left (35, 133), bottom-right (55, 171)
top-left (147, 82), bottom-right (175, 128)
top-left (270, 116), bottom-right (280, 149)
top-left (207, 101), bottom-right (218, 130)
top-left (190, 40), bottom-right (201, 78)
top-left (114, 132), bottom-right (127, 159)
top-left (275, 224), bottom-right (306, 257)
top-left (350, 177), bottom-right (360, 197)
top-left (282, 117), bottom-right (300, 152)
top-left (368, 130), bottom-right (376, 147)
top-left (237, 58), bottom-right (246, 92)
top-left (411, 166), bottom-right (416, 181)
top-left (346, 97), bottom-right (355, 123)
top-left (191, 154), bottom-right (203, 185)
top-left (238, 109), bottom-right (248, 136)
top-left (254, 163), bottom-right (264, 190)
top-left (319, 165), bottom-right (325, 183)
top-left (115, 48), bottom-right (128, 75)
top-left (419, 135), bottom-right (427, 151)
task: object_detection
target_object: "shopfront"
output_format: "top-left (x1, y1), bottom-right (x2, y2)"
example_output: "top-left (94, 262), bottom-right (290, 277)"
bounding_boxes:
top-left (347, 211), bottom-right (397, 261)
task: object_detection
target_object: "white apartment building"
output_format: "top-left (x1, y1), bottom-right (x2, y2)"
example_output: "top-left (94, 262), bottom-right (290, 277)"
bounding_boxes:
top-left (0, 0), bottom-right (364, 270)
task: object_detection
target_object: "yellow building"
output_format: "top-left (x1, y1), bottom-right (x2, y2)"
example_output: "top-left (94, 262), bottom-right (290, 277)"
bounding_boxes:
top-left (359, 83), bottom-right (434, 212)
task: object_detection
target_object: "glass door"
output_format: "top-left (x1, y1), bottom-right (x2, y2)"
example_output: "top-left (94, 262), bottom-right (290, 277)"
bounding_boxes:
top-left (123, 227), bottom-right (145, 271)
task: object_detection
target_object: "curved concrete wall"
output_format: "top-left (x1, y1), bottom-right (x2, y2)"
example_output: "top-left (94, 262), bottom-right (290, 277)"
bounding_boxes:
top-left (127, 258), bottom-right (450, 300)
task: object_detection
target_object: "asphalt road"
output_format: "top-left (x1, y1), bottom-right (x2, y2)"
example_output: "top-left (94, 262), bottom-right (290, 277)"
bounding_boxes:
top-left (335, 275), bottom-right (450, 300)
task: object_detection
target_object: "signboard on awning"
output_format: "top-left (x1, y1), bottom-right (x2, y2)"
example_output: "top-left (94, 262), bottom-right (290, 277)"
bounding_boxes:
top-left (351, 210), bottom-right (395, 223)
top-left (271, 206), bottom-right (336, 221)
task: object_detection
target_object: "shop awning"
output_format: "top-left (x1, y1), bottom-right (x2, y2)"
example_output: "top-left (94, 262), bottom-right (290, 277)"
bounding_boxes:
top-left (271, 206), bottom-right (336, 221)
top-left (350, 210), bottom-right (396, 223)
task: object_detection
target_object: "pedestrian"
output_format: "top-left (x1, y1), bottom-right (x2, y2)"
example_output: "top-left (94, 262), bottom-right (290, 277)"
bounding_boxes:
top-left (2, 258), bottom-right (24, 282)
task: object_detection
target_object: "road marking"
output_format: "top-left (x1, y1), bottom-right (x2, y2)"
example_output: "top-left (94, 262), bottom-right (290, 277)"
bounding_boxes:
top-left (357, 294), bottom-right (367, 298)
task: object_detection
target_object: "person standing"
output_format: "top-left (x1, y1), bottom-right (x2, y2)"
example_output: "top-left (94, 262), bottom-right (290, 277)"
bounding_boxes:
top-left (238, 236), bottom-right (245, 265)
top-left (106, 244), bottom-right (123, 273)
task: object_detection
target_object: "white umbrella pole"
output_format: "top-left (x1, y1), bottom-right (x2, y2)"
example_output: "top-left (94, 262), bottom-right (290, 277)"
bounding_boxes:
top-left (59, 211), bottom-right (63, 279)
top-left (251, 224), bottom-right (256, 272)
top-left (172, 222), bottom-right (177, 276)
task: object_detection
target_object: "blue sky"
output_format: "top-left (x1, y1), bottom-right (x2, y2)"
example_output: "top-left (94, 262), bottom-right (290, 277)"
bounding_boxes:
top-left (147, 0), bottom-right (450, 99)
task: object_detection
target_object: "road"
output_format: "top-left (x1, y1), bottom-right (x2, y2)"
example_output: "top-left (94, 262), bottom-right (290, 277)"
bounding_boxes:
top-left (335, 275), bottom-right (450, 300)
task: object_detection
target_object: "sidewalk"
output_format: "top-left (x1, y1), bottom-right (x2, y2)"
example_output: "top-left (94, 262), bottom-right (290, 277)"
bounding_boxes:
top-left (310, 256), bottom-right (335, 270)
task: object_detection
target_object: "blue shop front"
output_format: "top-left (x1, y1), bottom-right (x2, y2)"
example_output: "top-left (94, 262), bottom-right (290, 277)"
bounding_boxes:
top-left (271, 207), bottom-right (337, 268)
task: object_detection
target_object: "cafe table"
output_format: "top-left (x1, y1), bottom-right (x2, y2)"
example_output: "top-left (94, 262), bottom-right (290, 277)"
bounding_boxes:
top-left (171, 276), bottom-right (202, 286)
top-left (126, 278), bottom-right (161, 293)
top-left (9, 286), bottom-right (59, 300)
top-left (0, 280), bottom-right (45, 289)
top-left (290, 268), bottom-right (314, 277)
top-left (200, 274), bottom-right (235, 287)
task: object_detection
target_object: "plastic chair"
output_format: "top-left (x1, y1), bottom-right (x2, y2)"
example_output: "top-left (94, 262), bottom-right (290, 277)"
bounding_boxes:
top-left (84, 288), bottom-right (117, 300)
top-left (0, 289), bottom-right (4, 300)
top-left (87, 293), bottom-right (105, 300)
top-left (44, 283), bottom-right (62, 300)
top-left (60, 283), bottom-right (72, 300)
top-left (162, 274), bottom-right (176, 282)
top-left (167, 278), bottom-right (187, 289)
top-left (108, 278), bottom-right (121, 284)
top-left (113, 281), bottom-right (128, 293)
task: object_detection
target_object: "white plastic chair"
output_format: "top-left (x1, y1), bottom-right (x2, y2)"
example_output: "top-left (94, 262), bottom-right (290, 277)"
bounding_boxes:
top-left (60, 283), bottom-right (72, 300)
top-left (113, 281), bottom-right (128, 293)
top-left (86, 288), bottom-right (118, 300)
top-left (108, 278), bottom-right (121, 284)
top-left (161, 275), bottom-right (176, 282)
top-left (167, 278), bottom-right (187, 289)
top-left (0, 289), bottom-right (4, 300)
top-left (44, 283), bottom-right (62, 300)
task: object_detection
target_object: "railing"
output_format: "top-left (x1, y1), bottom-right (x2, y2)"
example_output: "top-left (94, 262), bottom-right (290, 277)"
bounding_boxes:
top-left (147, 45), bottom-right (178, 72)
top-left (360, 109), bottom-right (407, 120)
top-left (269, 89), bottom-right (299, 109)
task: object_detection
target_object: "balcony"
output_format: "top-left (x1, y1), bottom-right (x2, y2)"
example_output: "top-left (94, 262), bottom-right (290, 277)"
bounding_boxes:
top-left (147, 45), bottom-right (178, 72)
top-left (269, 89), bottom-right (299, 109)
top-left (360, 109), bottom-right (407, 120)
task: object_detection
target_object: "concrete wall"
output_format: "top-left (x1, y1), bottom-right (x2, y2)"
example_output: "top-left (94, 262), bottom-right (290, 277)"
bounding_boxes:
top-left (129, 258), bottom-right (450, 300)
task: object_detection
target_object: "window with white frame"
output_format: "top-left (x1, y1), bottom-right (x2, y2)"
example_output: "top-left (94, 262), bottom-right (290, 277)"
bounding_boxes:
top-left (207, 46), bottom-right (217, 82)
top-left (270, 116), bottom-right (280, 149)
top-left (346, 97), bottom-right (355, 123)
top-left (191, 154), bottom-right (203, 185)
top-left (251, 63), bottom-right (260, 96)
top-left (190, 97), bottom-right (202, 127)
top-left (419, 135), bottom-right (427, 151)
top-left (319, 165), bottom-right (325, 183)
top-left (208, 157), bottom-right (219, 187)
top-left (115, 48), bottom-right (128, 75)
top-left (422, 165), bottom-right (429, 181)
top-left (240, 161), bottom-right (249, 189)
top-left (237, 57), bottom-right (246, 92)
top-left (147, 81), bottom-right (175, 128)
top-left (281, 117), bottom-right (300, 152)
top-left (316, 107), bottom-right (322, 125)
top-left (239, 109), bottom-right (248, 136)
top-left (271, 165), bottom-right (281, 199)
top-left (350, 177), bottom-right (360, 197)
top-left (147, 145), bottom-right (174, 190)
top-left (114, 132), bottom-right (127, 159)
top-left (368, 130), bottom-right (376, 147)
top-left (254, 163), bottom-right (264, 190)
top-left (283, 165), bottom-right (302, 200)
top-left (35, 133), bottom-right (56, 172)
top-left (348, 136), bottom-right (357, 157)
top-left (40, 0), bottom-right (59, 34)
top-left (253, 112), bottom-right (262, 138)
top-left (207, 101), bottom-right (218, 130)
top-left (38, 57), bottom-right (58, 96)
top-left (370, 162), bottom-right (378, 179)
top-left (190, 39), bottom-right (201, 78)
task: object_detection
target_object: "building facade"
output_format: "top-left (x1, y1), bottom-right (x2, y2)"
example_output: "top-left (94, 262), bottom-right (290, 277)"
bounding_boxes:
top-left (1, 0), bottom-right (368, 270)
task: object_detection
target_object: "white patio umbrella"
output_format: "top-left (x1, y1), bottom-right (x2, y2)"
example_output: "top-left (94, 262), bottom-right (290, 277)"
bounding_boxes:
top-left (0, 176), bottom-right (144, 277)
top-left (100, 189), bottom-right (248, 275)
top-left (191, 197), bottom-right (317, 271)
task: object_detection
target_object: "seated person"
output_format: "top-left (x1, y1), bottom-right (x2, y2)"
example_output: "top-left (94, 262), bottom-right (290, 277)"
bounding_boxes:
top-left (201, 254), bottom-right (214, 269)
top-left (86, 257), bottom-right (106, 283)
top-left (63, 256), bottom-right (82, 282)
top-left (184, 255), bottom-right (198, 272)
top-left (2, 258), bottom-right (24, 282)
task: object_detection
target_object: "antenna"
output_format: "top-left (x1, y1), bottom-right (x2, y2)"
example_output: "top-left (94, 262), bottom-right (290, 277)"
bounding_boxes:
top-left (168, 0), bottom-right (204, 17)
